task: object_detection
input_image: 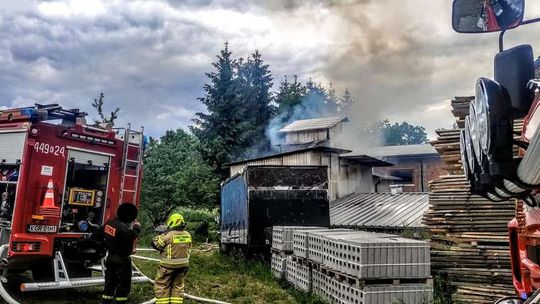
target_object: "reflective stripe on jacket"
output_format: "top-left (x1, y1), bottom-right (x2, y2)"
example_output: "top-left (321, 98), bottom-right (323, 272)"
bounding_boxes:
top-left (152, 230), bottom-right (192, 268)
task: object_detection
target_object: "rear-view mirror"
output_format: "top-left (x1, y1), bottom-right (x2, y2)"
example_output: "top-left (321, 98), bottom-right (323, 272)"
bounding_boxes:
top-left (452, 0), bottom-right (524, 33)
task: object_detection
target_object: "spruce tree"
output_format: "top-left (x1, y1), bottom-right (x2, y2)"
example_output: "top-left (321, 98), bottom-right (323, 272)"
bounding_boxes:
top-left (274, 75), bottom-right (306, 123)
top-left (191, 42), bottom-right (250, 177)
top-left (338, 88), bottom-right (355, 113)
top-left (237, 50), bottom-right (275, 155)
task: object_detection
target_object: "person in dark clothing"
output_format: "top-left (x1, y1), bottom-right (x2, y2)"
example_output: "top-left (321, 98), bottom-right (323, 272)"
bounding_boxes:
top-left (92, 203), bottom-right (141, 304)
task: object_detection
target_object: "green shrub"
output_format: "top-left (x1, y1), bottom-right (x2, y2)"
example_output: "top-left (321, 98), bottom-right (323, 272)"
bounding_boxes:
top-left (139, 207), bottom-right (220, 245)
top-left (176, 207), bottom-right (217, 223)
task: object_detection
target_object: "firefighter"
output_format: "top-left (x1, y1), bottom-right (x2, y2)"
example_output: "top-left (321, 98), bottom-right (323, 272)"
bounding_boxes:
top-left (92, 203), bottom-right (141, 304)
top-left (152, 213), bottom-right (192, 304)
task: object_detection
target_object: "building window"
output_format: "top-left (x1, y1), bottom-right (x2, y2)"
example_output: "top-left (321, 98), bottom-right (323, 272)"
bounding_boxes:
top-left (389, 169), bottom-right (414, 184)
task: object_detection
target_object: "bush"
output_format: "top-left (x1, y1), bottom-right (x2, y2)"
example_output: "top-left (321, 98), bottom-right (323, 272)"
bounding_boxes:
top-left (139, 207), bottom-right (220, 245)
top-left (176, 207), bottom-right (217, 223)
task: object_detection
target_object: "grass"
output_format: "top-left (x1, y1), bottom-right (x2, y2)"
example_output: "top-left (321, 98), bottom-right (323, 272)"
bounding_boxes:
top-left (5, 246), bottom-right (324, 304)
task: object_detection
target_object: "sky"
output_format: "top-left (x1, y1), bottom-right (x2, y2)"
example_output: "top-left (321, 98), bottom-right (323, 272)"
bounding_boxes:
top-left (1, 0), bottom-right (540, 139)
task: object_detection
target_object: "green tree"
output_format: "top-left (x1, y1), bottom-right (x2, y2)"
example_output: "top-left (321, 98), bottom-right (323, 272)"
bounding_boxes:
top-left (303, 79), bottom-right (338, 117)
top-left (274, 75), bottom-right (306, 123)
top-left (91, 93), bottom-right (120, 125)
top-left (140, 129), bottom-right (219, 227)
top-left (367, 120), bottom-right (428, 146)
top-left (193, 44), bottom-right (276, 174)
top-left (337, 88), bottom-right (355, 113)
top-left (383, 121), bottom-right (428, 145)
top-left (191, 43), bottom-right (252, 177)
top-left (236, 50), bottom-right (275, 155)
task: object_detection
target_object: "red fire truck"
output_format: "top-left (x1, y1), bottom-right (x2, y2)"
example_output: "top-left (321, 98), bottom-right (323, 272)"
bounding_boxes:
top-left (0, 103), bottom-right (149, 294)
top-left (453, 0), bottom-right (540, 302)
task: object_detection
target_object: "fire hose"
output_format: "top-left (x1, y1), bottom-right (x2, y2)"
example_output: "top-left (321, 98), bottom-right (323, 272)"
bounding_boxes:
top-left (130, 254), bottom-right (230, 304)
top-left (0, 245), bottom-right (230, 304)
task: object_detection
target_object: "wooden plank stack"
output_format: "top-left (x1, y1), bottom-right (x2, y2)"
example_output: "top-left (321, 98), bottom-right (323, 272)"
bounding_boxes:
top-left (424, 96), bottom-right (518, 303)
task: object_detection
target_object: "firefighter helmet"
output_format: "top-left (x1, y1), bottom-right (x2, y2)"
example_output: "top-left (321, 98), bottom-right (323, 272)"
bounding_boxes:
top-left (117, 203), bottom-right (138, 223)
top-left (166, 213), bottom-right (185, 229)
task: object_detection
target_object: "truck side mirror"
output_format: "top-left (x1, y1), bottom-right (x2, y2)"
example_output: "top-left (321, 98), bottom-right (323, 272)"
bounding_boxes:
top-left (452, 0), bottom-right (524, 33)
top-left (494, 44), bottom-right (535, 118)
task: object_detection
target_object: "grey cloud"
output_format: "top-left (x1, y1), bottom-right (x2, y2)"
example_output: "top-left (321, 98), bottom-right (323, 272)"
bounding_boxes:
top-left (0, 0), bottom-right (222, 137)
top-left (2, 0), bottom-right (540, 140)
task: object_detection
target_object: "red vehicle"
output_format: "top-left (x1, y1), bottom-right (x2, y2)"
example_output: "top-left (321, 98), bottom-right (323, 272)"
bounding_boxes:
top-left (453, 0), bottom-right (540, 302)
top-left (0, 104), bottom-right (148, 294)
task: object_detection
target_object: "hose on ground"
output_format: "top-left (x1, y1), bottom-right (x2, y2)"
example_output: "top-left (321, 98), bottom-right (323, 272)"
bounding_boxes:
top-left (0, 244), bottom-right (230, 304)
top-left (131, 254), bottom-right (231, 304)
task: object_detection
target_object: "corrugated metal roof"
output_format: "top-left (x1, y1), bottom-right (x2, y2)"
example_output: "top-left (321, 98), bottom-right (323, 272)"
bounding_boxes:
top-left (279, 116), bottom-right (348, 133)
top-left (340, 154), bottom-right (393, 167)
top-left (330, 192), bottom-right (429, 228)
top-left (346, 144), bottom-right (437, 158)
top-left (225, 146), bottom-right (351, 166)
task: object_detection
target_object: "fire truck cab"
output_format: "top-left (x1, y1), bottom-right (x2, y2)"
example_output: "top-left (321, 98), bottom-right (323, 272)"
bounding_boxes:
top-left (452, 0), bottom-right (540, 302)
top-left (0, 104), bottom-right (148, 291)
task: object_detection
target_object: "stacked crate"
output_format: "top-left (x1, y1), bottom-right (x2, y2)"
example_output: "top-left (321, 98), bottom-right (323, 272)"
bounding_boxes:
top-left (273, 226), bottom-right (325, 252)
top-left (312, 271), bottom-right (433, 304)
top-left (321, 233), bottom-right (431, 279)
top-left (271, 226), bottom-right (326, 284)
top-left (286, 257), bottom-right (312, 292)
top-left (305, 229), bottom-right (358, 263)
top-left (288, 228), bottom-right (433, 303)
top-left (271, 252), bottom-right (288, 279)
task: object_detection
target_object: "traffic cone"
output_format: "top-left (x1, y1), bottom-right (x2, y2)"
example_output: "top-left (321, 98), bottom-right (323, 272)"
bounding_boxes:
top-left (39, 179), bottom-right (60, 217)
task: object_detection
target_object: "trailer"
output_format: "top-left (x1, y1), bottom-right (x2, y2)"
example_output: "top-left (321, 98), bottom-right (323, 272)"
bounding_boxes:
top-left (220, 166), bottom-right (330, 255)
top-left (0, 104), bottom-right (149, 295)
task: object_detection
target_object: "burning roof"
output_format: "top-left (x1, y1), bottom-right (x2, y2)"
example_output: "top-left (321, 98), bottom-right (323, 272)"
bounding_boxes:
top-left (279, 116), bottom-right (348, 133)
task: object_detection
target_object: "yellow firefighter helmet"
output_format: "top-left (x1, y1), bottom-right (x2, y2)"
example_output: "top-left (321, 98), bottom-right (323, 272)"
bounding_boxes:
top-left (166, 213), bottom-right (185, 229)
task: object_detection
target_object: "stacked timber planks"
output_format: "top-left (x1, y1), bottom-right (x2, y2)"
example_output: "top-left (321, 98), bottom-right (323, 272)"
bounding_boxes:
top-left (432, 128), bottom-right (462, 174)
top-left (424, 96), bottom-right (517, 303)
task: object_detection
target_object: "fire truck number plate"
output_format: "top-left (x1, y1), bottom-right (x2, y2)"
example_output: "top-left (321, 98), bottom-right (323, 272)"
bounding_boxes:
top-left (34, 142), bottom-right (65, 157)
top-left (27, 224), bottom-right (57, 233)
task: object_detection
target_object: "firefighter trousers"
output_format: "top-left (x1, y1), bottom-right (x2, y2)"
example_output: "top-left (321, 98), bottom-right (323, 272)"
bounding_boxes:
top-left (102, 255), bottom-right (132, 304)
top-left (154, 266), bottom-right (188, 304)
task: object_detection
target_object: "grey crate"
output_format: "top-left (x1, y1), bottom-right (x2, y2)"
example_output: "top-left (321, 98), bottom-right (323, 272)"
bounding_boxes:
top-left (293, 228), bottom-right (342, 258)
top-left (285, 256), bottom-right (296, 285)
top-left (313, 270), bottom-right (432, 304)
top-left (362, 284), bottom-right (433, 304)
top-left (273, 226), bottom-right (326, 252)
top-left (285, 258), bottom-right (312, 292)
top-left (271, 253), bottom-right (287, 279)
top-left (306, 229), bottom-right (357, 264)
top-left (321, 232), bottom-right (431, 279)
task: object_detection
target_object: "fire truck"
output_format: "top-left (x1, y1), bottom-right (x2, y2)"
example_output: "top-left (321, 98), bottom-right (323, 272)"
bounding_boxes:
top-left (0, 103), bottom-right (149, 296)
top-left (453, 0), bottom-right (540, 302)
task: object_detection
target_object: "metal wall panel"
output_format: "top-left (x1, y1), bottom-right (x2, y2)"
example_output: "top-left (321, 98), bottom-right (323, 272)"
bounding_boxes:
top-left (68, 149), bottom-right (110, 166)
top-left (358, 166), bottom-right (374, 192)
top-left (282, 151), bottom-right (310, 165)
top-left (0, 130), bottom-right (27, 164)
top-left (230, 164), bottom-right (244, 176)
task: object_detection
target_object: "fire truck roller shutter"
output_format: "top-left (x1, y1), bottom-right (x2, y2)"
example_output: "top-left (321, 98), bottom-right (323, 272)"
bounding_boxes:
top-left (68, 150), bottom-right (110, 166)
top-left (0, 130), bottom-right (26, 164)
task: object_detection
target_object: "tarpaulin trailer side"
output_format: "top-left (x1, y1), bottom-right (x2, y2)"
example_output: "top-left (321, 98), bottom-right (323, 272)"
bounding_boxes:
top-left (220, 166), bottom-right (330, 253)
